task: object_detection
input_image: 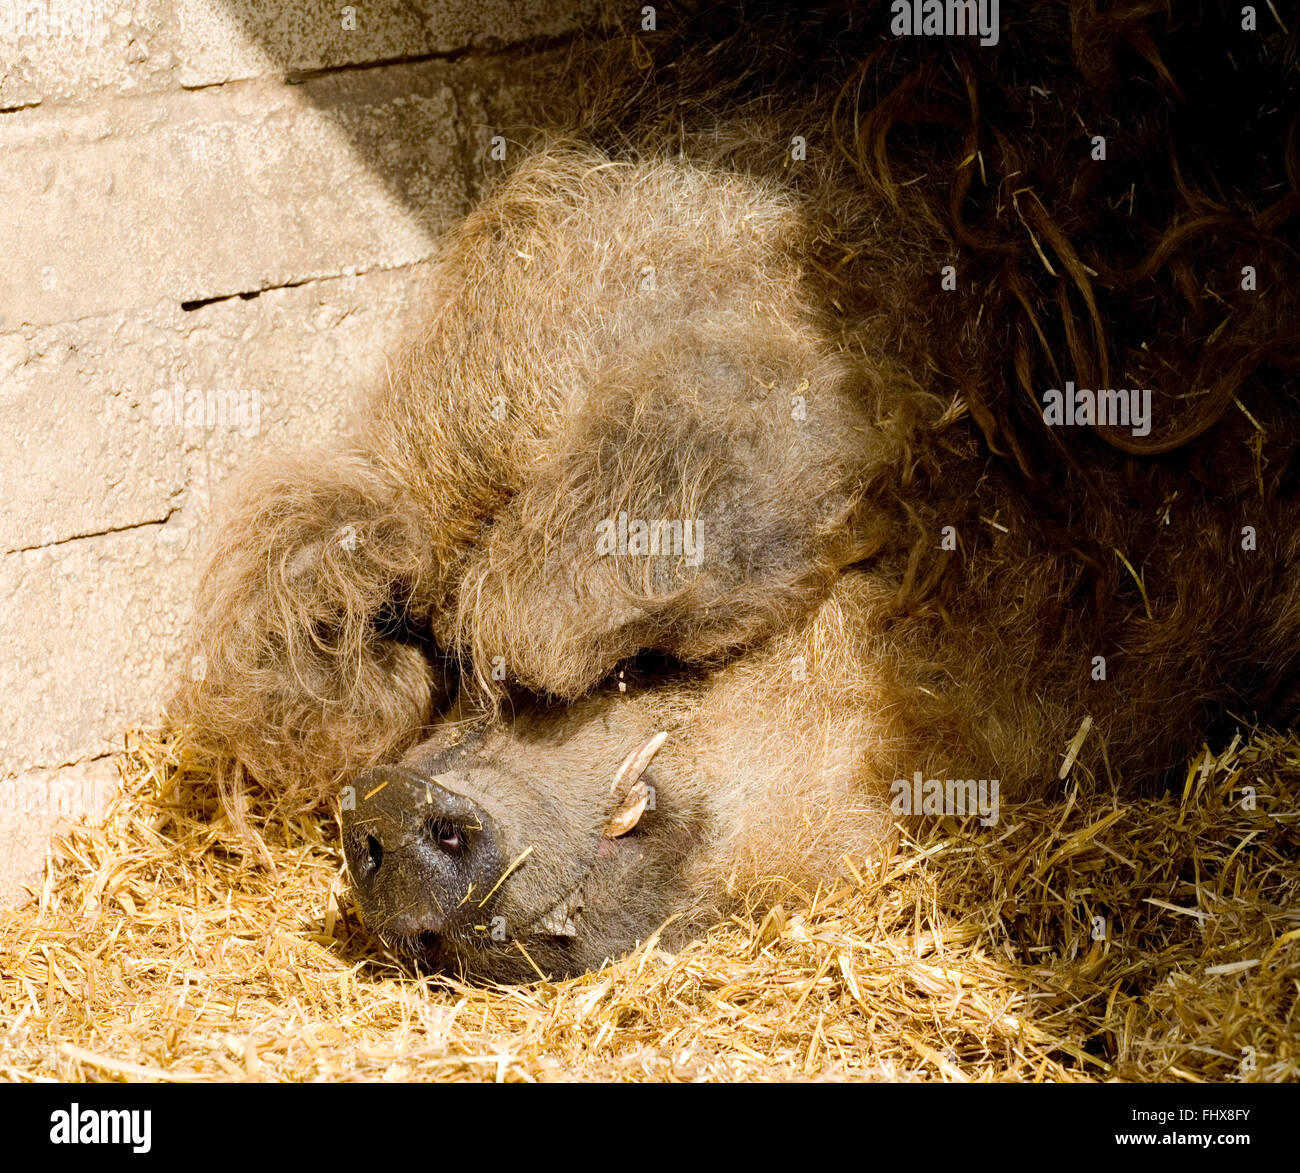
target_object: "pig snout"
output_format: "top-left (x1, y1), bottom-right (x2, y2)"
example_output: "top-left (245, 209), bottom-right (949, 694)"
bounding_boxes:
top-left (342, 765), bottom-right (505, 948)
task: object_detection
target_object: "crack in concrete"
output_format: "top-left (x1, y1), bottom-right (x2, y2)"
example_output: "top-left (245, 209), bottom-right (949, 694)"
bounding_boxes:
top-left (283, 49), bottom-right (474, 87)
top-left (4, 508), bottom-right (179, 556)
top-left (178, 266), bottom-right (383, 311)
top-left (171, 49), bottom-right (466, 93)
top-left (1, 27), bottom-right (590, 115)
top-left (0, 257), bottom-right (428, 335)
top-left (5, 750), bottom-right (118, 778)
top-left (274, 31), bottom-right (587, 86)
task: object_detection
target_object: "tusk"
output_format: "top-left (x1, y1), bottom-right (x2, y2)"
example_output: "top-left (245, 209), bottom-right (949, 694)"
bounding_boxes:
top-left (535, 888), bottom-right (583, 937)
top-left (604, 731), bottom-right (667, 839)
top-left (604, 780), bottom-right (651, 838)
top-left (536, 910), bottom-right (579, 937)
top-left (610, 730), bottom-right (668, 795)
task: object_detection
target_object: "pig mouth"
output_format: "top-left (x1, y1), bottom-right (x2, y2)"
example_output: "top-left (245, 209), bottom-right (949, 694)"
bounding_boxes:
top-left (376, 835), bottom-right (632, 979)
top-left (519, 842), bottom-right (622, 941)
top-left (392, 819), bottom-right (643, 974)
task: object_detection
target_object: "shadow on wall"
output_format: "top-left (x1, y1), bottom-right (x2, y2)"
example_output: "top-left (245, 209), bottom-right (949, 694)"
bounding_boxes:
top-left (193, 0), bottom-right (607, 280)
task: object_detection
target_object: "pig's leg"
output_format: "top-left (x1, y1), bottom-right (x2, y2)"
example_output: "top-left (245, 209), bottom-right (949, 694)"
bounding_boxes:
top-left (173, 449), bottom-right (449, 805)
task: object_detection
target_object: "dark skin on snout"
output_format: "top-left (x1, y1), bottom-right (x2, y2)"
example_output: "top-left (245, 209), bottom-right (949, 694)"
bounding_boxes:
top-left (342, 692), bottom-right (705, 982)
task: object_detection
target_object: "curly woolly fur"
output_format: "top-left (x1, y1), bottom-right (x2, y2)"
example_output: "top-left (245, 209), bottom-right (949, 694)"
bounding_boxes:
top-left (174, 1), bottom-right (1300, 917)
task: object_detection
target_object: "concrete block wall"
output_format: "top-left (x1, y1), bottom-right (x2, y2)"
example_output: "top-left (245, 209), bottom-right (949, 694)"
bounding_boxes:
top-left (0, 0), bottom-right (602, 903)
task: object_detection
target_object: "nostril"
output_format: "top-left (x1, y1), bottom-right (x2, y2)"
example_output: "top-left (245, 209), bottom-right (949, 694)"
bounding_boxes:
top-left (428, 817), bottom-right (464, 856)
top-left (364, 833), bottom-right (383, 876)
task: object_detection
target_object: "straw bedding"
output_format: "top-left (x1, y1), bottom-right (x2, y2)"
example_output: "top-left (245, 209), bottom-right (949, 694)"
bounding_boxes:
top-left (1, 725), bottom-right (1295, 1082)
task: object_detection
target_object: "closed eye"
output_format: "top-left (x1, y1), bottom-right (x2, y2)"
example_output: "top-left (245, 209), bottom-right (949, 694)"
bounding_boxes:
top-left (601, 649), bottom-right (698, 694)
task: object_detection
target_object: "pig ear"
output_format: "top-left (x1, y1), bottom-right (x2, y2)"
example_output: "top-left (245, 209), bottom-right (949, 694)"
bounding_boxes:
top-left (604, 731), bottom-right (667, 838)
top-left (451, 337), bottom-right (862, 700)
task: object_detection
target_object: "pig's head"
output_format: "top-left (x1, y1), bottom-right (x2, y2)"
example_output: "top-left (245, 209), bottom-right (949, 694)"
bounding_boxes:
top-left (340, 690), bottom-right (709, 981)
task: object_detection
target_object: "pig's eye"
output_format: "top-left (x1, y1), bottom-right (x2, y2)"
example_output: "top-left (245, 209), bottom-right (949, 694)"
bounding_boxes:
top-left (429, 817), bottom-right (464, 855)
top-left (605, 649), bottom-right (694, 691)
